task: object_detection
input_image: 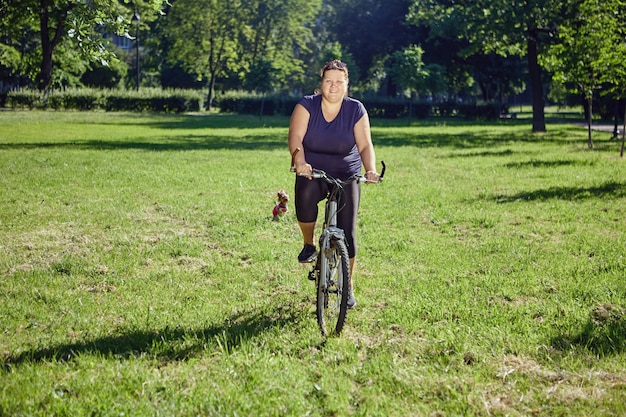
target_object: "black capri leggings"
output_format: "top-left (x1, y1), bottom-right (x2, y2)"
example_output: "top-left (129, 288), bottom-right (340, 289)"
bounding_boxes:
top-left (295, 176), bottom-right (361, 258)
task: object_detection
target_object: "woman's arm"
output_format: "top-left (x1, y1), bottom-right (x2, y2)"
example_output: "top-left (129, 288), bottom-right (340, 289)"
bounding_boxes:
top-left (354, 114), bottom-right (379, 181)
top-left (288, 103), bottom-right (312, 177)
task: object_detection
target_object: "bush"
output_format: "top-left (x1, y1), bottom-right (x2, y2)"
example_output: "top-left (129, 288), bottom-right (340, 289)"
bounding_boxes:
top-left (5, 88), bottom-right (501, 120)
top-left (216, 92), bottom-right (298, 117)
top-left (364, 98), bottom-right (408, 118)
top-left (6, 89), bottom-right (41, 109)
top-left (360, 98), bottom-right (433, 119)
top-left (434, 101), bottom-right (457, 117)
top-left (457, 102), bottom-right (502, 120)
top-left (6, 88), bottom-right (203, 112)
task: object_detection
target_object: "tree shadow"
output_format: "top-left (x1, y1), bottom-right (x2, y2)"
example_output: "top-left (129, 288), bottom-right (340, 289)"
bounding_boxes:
top-left (3, 303), bottom-right (307, 368)
top-left (446, 149), bottom-right (516, 158)
top-left (550, 305), bottom-right (626, 357)
top-left (494, 181), bottom-right (626, 203)
top-left (71, 113), bottom-right (291, 130)
top-left (503, 159), bottom-right (583, 169)
top-left (1, 115), bottom-right (579, 152)
top-left (0, 134), bottom-right (285, 152)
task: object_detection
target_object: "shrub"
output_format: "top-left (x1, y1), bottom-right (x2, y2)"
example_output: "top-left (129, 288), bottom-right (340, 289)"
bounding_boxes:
top-left (457, 102), bottom-right (502, 120)
top-left (434, 101), bottom-right (457, 117)
top-left (6, 89), bottom-right (41, 109)
top-left (6, 88), bottom-right (203, 112)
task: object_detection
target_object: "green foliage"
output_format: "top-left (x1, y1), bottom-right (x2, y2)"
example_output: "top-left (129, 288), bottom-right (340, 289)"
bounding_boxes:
top-left (457, 102), bottom-right (503, 120)
top-left (164, 0), bottom-right (321, 108)
top-left (1, 112), bottom-right (626, 415)
top-left (545, 0), bottom-right (626, 99)
top-left (408, 0), bottom-right (562, 56)
top-left (217, 91), bottom-right (299, 116)
top-left (80, 45), bottom-right (129, 89)
top-left (386, 45), bottom-right (428, 97)
top-left (0, 44), bottom-right (21, 73)
top-left (408, 0), bottom-right (567, 131)
top-left (0, 0), bottom-right (167, 91)
top-left (363, 97), bottom-right (431, 119)
top-left (7, 88), bottom-right (204, 112)
top-left (326, 0), bottom-right (419, 88)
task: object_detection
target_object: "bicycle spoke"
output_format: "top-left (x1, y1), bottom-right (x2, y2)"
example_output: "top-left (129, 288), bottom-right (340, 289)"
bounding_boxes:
top-left (316, 239), bottom-right (351, 336)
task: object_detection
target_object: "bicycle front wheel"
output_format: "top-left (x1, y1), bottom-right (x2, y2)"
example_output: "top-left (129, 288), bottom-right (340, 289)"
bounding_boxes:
top-left (316, 238), bottom-right (351, 336)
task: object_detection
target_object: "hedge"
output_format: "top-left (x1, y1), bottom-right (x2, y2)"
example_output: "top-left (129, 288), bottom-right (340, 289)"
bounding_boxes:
top-left (5, 88), bottom-right (503, 119)
top-left (6, 88), bottom-right (203, 113)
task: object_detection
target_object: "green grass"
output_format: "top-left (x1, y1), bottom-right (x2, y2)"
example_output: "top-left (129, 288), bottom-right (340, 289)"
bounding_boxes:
top-left (1, 111), bottom-right (626, 416)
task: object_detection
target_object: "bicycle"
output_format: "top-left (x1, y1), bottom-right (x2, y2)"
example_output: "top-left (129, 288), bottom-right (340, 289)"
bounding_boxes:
top-left (291, 152), bottom-right (385, 336)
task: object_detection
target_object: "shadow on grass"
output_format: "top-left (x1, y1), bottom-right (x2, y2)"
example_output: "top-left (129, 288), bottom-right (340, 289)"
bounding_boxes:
top-left (72, 113), bottom-right (292, 130)
top-left (503, 159), bottom-right (585, 169)
top-left (0, 135), bottom-right (285, 152)
top-left (494, 181), bottom-right (626, 203)
top-left (447, 149), bottom-right (516, 158)
top-left (551, 305), bottom-right (626, 356)
top-left (374, 129), bottom-right (557, 150)
top-left (2, 303), bottom-right (306, 368)
top-left (0, 115), bottom-right (585, 152)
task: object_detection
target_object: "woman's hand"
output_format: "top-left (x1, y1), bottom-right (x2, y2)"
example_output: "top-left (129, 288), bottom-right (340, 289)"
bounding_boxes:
top-left (296, 161), bottom-right (313, 179)
top-left (364, 170), bottom-right (380, 183)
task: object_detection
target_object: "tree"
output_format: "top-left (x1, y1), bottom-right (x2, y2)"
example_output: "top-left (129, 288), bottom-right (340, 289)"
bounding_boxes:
top-left (164, 0), bottom-right (248, 110)
top-left (386, 45), bottom-right (428, 98)
top-left (81, 44), bottom-right (128, 89)
top-left (325, 0), bottom-right (419, 90)
top-left (408, 0), bottom-right (565, 132)
top-left (544, 0), bottom-right (625, 149)
top-left (466, 54), bottom-right (527, 104)
top-left (0, 0), bottom-right (39, 90)
top-left (165, 0), bottom-right (321, 110)
top-left (0, 0), bottom-right (166, 92)
top-left (238, 0), bottom-right (321, 93)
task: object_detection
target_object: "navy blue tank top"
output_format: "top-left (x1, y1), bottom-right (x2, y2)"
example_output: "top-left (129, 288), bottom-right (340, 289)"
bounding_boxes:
top-left (298, 94), bottom-right (366, 179)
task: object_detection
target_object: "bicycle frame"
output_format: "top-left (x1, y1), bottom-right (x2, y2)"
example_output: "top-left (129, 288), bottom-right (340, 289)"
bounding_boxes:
top-left (307, 180), bottom-right (347, 284)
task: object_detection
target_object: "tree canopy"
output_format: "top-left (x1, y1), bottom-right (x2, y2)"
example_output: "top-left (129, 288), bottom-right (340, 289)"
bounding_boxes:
top-left (1, 0), bottom-right (166, 91)
top-left (3, 0), bottom-right (626, 135)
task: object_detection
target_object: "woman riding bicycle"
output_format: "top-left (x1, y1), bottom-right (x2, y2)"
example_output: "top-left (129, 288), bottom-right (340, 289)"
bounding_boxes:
top-left (288, 59), bottom-right (381, 309)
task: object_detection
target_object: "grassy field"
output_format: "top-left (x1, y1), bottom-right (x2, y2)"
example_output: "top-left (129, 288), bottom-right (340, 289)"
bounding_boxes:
top-left (1, 110), bottom-right (625, 416)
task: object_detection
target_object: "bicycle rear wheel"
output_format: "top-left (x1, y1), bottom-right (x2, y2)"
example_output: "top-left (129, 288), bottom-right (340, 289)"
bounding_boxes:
top-left (316, 238), bottom-right (350, 336)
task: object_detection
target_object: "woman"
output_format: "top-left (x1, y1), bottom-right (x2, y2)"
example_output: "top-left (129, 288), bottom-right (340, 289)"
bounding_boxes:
top-left (288, 60), bottom-right (381, 309)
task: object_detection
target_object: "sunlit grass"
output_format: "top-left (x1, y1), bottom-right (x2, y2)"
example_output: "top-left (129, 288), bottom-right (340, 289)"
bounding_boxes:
top-left (1, 111), bottom-right (625, 416)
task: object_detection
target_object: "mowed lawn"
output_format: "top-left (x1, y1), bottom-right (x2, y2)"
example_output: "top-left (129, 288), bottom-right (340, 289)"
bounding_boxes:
top-left (1, 110), bottom-right (625, 416)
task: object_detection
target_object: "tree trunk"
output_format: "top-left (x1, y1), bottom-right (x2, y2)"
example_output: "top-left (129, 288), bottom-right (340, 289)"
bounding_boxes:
top-left (36, 0), bottom-right (73, 92)
top-left (613, 100), bottom-right (619, 139)
top-left (527, 36), bottom-right (546, 132)
top-left (619, 106), bottom-right (626, 158)
top-left (586, 95), bottom-right (593, 149)
top-left (206, 72), bottom-right (217, 111)
top-left (37, 45), bottom-right (54, 92)
top-left (37, 0), bottom-right (53, 92)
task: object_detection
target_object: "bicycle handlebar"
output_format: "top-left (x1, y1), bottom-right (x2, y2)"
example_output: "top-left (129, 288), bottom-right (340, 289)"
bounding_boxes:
top-left (290, 148), bottom-right (385, 184)
top-left (299, 160), bottom-right (385, 185)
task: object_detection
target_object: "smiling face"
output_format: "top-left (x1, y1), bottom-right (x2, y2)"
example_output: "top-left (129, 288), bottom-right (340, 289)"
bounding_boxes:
top-left (319, 60), bottom-right (349, 103)
top-left (320, 69), bottom-right (348, 103)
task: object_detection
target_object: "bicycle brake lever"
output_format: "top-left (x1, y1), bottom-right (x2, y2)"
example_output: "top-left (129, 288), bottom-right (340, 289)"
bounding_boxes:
top-left (379, 160), bottom-right (386, 182)
top-left (290, 147), bottom-right (301, 172)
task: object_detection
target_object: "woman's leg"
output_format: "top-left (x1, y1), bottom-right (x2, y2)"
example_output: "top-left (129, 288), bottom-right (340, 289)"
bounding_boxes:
top-left (299, 221), bottom-right (316, 246)
top-left (295, 177), bottom-right (326, 262)
top-left (349, 257), bottom-right (355, 287)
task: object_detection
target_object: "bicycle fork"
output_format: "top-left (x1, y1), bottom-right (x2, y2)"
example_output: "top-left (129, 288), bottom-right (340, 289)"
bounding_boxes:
top-left (312, 228), bottom-right (346, 287)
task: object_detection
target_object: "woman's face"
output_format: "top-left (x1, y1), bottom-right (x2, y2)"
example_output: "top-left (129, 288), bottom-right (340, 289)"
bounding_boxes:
top-left (321, 69), bottom-right (348, 102)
